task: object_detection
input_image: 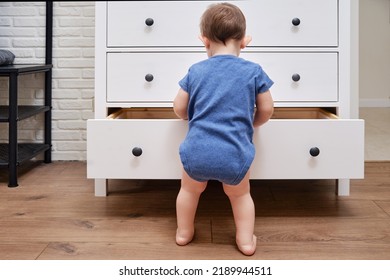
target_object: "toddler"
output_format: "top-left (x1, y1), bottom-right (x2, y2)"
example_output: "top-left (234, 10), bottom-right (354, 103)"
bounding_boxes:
top-left (173, 3), bottom-right (274, 256)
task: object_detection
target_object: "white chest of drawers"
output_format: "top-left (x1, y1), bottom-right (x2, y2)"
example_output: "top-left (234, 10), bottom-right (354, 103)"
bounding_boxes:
top-left (88, 0), bottom-right (364, 196)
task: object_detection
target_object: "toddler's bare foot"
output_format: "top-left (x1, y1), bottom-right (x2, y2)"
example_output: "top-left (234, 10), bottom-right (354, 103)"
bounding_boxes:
top-left (237, 235), bottom-right (257, 256)
top-left (176, 229), bottom-right (194, 246)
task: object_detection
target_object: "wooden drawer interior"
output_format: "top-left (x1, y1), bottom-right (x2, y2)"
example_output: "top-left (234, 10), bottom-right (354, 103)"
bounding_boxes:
top-left (107, 107), bottom-right (338, 120)
top-left (271, 108), bottom-right (338, 119)
top-left (108, 108), bottom-right (178, 119)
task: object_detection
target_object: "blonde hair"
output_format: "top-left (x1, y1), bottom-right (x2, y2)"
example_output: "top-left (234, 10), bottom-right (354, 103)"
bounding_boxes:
top-left (200, 3), bottom-right (246, 45)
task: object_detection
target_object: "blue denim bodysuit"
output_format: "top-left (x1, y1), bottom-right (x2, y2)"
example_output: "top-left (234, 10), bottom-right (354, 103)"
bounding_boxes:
top-left (179, 55), bottom-right (273, 185)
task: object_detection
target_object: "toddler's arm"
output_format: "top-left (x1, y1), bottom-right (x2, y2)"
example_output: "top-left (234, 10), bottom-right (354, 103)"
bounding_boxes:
top-left (173, 88), bottom-right (190, 120)
top-left (253, 90), bottom-right (274, 127)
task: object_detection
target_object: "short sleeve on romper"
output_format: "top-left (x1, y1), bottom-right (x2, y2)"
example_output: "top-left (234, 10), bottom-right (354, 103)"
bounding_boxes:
top-left (179, 70), bottom-right (190, 93)
top-left (256, 66), bottom-right (274, 94)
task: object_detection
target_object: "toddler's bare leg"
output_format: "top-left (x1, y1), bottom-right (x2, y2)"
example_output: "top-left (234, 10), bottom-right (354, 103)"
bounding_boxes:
top-left (176, 170), bottom-right (207, 246)
top-left (223, 171), bottom-right (257, 256)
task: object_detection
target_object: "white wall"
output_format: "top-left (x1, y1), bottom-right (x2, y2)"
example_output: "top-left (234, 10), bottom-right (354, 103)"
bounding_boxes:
top-left (359, 0), bottom-right (390, 107)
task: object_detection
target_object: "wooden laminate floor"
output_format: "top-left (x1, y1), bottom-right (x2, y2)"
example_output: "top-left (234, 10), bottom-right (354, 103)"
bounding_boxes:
top-left (0, 161), bottom-right (389, 260)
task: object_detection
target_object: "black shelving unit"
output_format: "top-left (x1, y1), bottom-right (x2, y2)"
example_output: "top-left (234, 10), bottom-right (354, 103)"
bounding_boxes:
top-left (0, 2), bottom-right (53, 187)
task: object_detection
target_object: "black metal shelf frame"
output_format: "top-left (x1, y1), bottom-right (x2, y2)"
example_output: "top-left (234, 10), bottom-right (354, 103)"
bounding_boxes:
top-left (0, 2), bottom-right (53, 187)
top-left (0, 105), bottom-right (50, 122)
top-left (0, 144), bottom-right (51, 166)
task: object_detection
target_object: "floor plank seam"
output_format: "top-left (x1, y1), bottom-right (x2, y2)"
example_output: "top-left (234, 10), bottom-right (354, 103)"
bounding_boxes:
top-left (372, 201), bottom-right (390, 219)
top-left (35, 242), bottom-right (50, 260)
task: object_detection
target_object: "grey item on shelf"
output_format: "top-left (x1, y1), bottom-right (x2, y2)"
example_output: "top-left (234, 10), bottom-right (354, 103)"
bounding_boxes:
top-left (0, 50), bottom-right (15, 66)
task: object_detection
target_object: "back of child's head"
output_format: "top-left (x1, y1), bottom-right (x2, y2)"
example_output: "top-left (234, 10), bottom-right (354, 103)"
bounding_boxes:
top-left (200, 3), bottom-right (246, 45)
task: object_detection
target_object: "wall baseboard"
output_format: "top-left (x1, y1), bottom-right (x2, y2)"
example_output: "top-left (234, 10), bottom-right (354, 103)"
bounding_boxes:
top-left (360, 98), bottom-right (390, 107)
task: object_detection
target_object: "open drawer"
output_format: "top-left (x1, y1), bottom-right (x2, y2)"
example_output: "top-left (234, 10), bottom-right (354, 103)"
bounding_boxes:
top-left (252, 108), bottom-right (364, 179)
top-left (87, 108), bottom-right (364, 180)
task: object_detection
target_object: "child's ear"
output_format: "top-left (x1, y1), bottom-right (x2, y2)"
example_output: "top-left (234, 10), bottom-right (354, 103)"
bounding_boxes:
top-left (240, 35), bottom-right (252, 49)
top-left (199, 35), bottom-right (211, 48)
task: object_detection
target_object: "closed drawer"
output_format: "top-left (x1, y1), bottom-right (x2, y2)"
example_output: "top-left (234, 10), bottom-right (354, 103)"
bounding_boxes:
top-left (241, 52), bottom-right (338, 102)
top-left (242, 0), bottom-right (338, 47)
top-left (107, 0), bottom-right (338, 47)
top-left (87, 108), bottom-right (364, 180)
top-left (107, 52), bottom-right (338, 103)
top-left (107, 1), bottom-right (212, 47)
top-left (106, 52), bottom-right (204, 103)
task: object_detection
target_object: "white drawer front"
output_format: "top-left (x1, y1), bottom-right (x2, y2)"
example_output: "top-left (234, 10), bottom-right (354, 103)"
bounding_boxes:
top-left (106, 52), bottom-right (205, 103)
top-left (107, 0), bottom-right (338, 47)
top-left (107, 1), bottom-right (213, 47)
top-left (107, 52), bottom-right (338, 103)
top-left (241, 0), bottom-right (338, 47)
top-left (252, 119), bottom-right (364, 179)
top-left (87, 118), bottom-right (364, 180)
top-left (87, 120), bottom-right (187, 179)
top-left (241, 52), bottom-right (338, 102)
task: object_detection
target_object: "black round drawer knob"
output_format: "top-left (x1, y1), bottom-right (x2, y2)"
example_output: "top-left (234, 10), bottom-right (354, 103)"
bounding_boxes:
top-left (132, 147), bottom-right (143, 157)
top-left (292, 18), bottom-right (301, 26)
top-left (145, 18), bottom-right (154, 26)
top-left (145, 74), bottom-right (154, 82)
top-left (309, 147), bottom-right (320, 157)
top-left (292, 73), bottom-right (301, 82)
